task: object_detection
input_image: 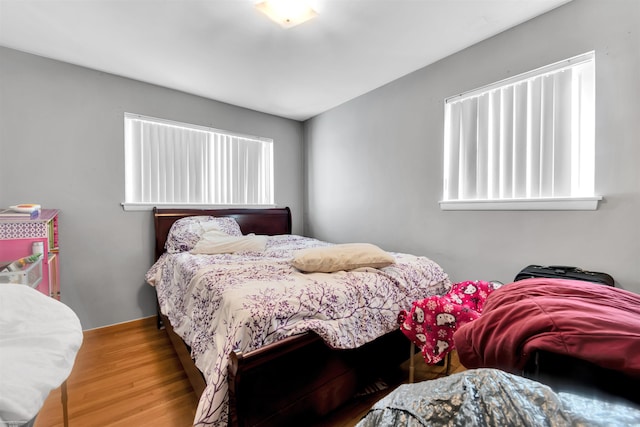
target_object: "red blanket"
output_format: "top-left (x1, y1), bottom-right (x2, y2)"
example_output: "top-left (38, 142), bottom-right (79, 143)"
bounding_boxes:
top-left (453, 278), bottom-right (640, 377)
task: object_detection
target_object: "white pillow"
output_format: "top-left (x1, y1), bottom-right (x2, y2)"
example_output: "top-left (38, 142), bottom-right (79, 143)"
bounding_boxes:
top-left (165, 216), bottom-right (243, 253)
top-left (190, 230), bottom-right (268, 254)
top-left (291, 243), bottom-right (395, 273)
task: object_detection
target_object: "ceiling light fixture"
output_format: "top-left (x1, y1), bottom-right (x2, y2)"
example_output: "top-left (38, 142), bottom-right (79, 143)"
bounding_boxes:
top-left (255, 0), bottom-right (318, 29)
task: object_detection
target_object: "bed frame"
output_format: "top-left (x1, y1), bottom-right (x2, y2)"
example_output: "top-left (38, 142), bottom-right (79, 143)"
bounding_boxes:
top-left (152, 207), bottom-right (412, 427)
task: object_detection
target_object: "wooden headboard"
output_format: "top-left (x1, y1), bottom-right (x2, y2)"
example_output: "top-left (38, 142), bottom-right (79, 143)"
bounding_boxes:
top-left (153, 207), bottom-right (292, 260)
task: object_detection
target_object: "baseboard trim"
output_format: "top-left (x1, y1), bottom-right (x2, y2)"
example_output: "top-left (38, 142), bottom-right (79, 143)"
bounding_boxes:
top-left (83, 316), bottom-right (156, 337)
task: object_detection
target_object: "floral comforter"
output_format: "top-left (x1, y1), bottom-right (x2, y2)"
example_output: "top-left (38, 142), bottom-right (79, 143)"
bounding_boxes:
top-left (145, 234), bottom-right (450, 427)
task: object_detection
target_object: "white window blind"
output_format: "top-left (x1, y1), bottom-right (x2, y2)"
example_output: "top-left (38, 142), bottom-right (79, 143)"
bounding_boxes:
top-left (123, 114), bottom-right (274, 209)
top-left (441, 52), bottom-right (601, 210)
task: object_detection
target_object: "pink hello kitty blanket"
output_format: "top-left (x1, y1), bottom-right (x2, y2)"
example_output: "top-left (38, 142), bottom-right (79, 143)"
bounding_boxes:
top-left (398, 280), bottom-right (500, 364)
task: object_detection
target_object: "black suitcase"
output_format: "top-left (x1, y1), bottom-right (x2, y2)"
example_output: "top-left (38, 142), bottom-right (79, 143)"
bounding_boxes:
top-left (514, 265), bottom-right (615, 287)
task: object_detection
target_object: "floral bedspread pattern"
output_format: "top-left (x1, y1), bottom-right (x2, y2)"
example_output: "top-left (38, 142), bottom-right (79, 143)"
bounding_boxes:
top-left (146, 234), bottom-right (450, 427)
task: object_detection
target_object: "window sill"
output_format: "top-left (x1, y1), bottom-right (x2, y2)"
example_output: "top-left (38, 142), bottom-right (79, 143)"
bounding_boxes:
top-left (121, 203), bottom-right (277, 211)
top-left (439, 196), bottom-right (602, 211)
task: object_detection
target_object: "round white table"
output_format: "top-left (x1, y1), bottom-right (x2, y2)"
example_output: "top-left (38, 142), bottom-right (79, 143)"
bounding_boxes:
top-left (0, 284), bottom-right (82, 427)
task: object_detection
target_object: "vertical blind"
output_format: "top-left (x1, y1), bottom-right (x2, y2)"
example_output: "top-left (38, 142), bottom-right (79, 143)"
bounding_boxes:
top-left (124, 114), bottom-right (274, 205)
top-left (443, 52), bottom-right (595, 202)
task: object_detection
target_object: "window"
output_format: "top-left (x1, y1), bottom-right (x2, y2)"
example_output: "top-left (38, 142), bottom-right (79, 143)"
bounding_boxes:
top-left (440, 51), bottom-right (601, 210)
top-left (123, 113), bottom-right (274, 210)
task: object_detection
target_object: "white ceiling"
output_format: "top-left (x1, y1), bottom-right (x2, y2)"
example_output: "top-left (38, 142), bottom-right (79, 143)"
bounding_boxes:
top-left (0, 0), bottom-right (570, 121)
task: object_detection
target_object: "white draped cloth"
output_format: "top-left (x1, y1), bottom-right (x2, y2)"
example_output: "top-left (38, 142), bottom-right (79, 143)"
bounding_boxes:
top-left (0, 284), bottom-right (82, 426)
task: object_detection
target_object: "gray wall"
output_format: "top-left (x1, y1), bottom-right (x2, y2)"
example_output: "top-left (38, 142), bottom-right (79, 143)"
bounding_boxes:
top-left (304, 0), bottom-right (640, 292)
top-left (0, 47), bottom-right (305, 329)
top-left (1, 0), bottom-right (638, 331)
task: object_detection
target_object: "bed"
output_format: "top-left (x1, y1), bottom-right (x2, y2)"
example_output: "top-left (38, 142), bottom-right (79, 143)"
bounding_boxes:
top-left (146, 207), bottom-right (451, 427)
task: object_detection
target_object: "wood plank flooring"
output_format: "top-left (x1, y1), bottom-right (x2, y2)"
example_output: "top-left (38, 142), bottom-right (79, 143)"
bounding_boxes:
top-left (34, 317), bottom-right (465, 427)
top-left (34, 317), bottom-right (198, 427)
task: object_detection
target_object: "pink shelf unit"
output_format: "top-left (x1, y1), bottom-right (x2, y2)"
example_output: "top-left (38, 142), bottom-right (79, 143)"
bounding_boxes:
top-left (0, 209), bottom-right (60, 299)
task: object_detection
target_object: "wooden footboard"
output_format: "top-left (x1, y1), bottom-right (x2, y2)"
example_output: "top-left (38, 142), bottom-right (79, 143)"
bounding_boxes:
top-left (160, 306), bottom-right (410, 427)
top-left (161, 304), bottom-right (410, 427)
top-left (228, 329), bottom-right (410, 427)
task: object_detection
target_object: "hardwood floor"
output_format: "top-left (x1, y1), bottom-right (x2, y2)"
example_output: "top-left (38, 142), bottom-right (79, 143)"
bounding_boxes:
top-left (34, 317), bottom-right (465, 427)
top-left (34, 317), bottom-right (198, 427)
